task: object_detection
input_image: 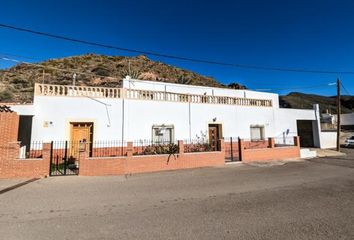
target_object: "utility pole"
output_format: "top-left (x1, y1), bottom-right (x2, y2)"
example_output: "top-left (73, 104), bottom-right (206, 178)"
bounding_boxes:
top-left (336, 78), bottom-right (341, 152)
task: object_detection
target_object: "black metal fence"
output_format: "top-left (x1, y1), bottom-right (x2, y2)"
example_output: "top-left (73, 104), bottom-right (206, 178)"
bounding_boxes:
top-left (224, 137), bottom-right (240, 162)
top-left (19, 141), bottom-right (43, 159)
top-left (274, 136), bottom-right (295, 147)
top-left (242, 138), bottom-right (269, 149)
top-left (92, 140), bottom-right (127, 157)
top-left (50, 141), bottom-right (82, 176)
top-left (133, 140), bottom-right (178, 155)
top-left (183, 139), bottom-right (215, 153)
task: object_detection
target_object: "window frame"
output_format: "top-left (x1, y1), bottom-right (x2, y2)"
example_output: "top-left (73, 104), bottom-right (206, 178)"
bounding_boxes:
top-left (250, 125), bottom-right (265, 141)
top-left (151, 124), bottom-right (175, 144)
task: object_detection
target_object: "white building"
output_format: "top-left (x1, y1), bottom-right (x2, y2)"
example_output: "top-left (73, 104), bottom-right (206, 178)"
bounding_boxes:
top-left (341, 113), bottom-right (354, 130)
top-left (11, 77), bottom-right (335, 149)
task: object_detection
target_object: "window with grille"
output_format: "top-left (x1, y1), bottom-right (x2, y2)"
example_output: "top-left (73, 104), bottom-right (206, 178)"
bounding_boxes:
top-left (152, 125), bottom-right (174, 143)
top-left (250, 125), bottom-right (265, 141)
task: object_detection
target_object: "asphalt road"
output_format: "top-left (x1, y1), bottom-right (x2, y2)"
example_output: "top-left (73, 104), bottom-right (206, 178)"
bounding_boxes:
top-left (1, 150), bottom-right (354, 240)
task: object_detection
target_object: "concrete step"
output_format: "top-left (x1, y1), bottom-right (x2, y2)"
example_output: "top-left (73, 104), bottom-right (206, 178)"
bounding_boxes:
top-left (300, 148), bottom-right (317, 159)
top-left (311, 148), bottom-right (346, 158)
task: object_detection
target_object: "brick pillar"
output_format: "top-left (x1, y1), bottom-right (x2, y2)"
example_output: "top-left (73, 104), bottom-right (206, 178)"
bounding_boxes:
top-left (218, 139), bottom-right (225, 159)
top-left (42, 143), bottom-right (52, 177)
top-left (124, 142), bottom-right (134, 175)
top-left (78, 144), bottom-right (88, 176)
top-left (268, 137), bottom-right (275, 148)
top-left (218, 139), bottom-right (225, 151)
top-left (7, 142), bottom-right (20, 160)
top-left (294, 136), bottom-right (300, 147)
top-left (126, 142), bottom-right (133, 158)
top-left (178, 140), bottom-right (184, 154)
top-left (238, 138), bottom-right (244, 161)
top-left (0, 111), bottom-right (20, 146)
top-left (0, 142), bottom-right (19, 178)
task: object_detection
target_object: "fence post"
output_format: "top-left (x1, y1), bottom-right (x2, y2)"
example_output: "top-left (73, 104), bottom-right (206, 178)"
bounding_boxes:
top-left (238, 138), bottom-right (244, 161)
top-left (126, 142), bottom-right (133, 158)
top-left (78, 145), bottom-right (88, 176)
top-left (42, 142), bottom-right (52, 177)
top-left (178, 140), bottom-right (184, 154)
top-left (218, 139), bottom-right (225, 160)
top-left (294, 136), bottom-right (300, 147)
top-left (230, 137), bottom-right (234, 161)
top-left (125, 142), bottom-right (133, 175)
top-left (268, 137), bottom-right (275, 148)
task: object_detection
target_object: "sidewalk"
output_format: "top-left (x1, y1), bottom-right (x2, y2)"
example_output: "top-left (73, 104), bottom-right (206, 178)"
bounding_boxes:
top-left (0, 178), bottom-right (38, 194)
top-left (311, 148), bottom-right (346, 158)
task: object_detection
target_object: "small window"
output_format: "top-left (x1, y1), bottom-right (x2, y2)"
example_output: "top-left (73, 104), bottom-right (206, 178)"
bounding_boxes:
top-left (250, 125), bottom-right (265, 141)
top-left (152, 125), bottom-right (174, 143)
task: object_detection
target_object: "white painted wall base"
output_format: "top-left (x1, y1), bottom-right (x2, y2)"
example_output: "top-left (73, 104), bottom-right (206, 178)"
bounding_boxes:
top-left (300, 148), bottom-right (317, 159)
top-left (319, 131), bottom-right (337, 149)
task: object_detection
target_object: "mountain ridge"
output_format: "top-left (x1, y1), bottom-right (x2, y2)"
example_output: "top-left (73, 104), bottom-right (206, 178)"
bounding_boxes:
top-left (0, 53), bottom-right (245, 103)
top-left (0, 54), bottom-right (352, 114)
top-left (279, 92), bottom-right (354, 114)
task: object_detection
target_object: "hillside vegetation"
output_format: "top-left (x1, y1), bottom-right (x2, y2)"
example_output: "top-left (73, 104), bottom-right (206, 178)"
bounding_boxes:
top-left (0, 54), bottom-right (245, 103)
top-left (0, 54), bottom-right (352, 114)
top-left (280, 92), bottom-right (354, 114)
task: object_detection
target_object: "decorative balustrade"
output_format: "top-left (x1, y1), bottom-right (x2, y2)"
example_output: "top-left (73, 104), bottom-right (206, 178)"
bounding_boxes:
top-left (35, 83), bottom-right (272, 107)
top-left (35, 84), bottom-right (123, 99)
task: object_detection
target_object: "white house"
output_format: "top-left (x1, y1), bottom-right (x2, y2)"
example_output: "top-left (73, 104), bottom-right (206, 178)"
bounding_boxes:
top-left (341, 113), bottom-right (354, 130)
top-left (11, 77), bottom-right (335, 150)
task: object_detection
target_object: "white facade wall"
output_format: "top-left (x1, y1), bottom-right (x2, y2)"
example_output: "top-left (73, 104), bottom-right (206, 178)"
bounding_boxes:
top-left (341, 113), bottom-right (354, 126)
top-left (10, 104), bottom-right (35, 115)
top-left (12, 94), bottom-right (316, 143)
top-left (274, 108), bottom-right (317, 138)
top-left (319, 132), bottom-right (337, 149)
top-left (9, 79), bottom-right (324, 147)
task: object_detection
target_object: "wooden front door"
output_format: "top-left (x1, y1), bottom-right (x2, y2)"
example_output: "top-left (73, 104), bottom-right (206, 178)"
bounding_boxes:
top-left (70, 122), bottom-right (93, 159)
top-left (208, 124), bottom-right (222, 151)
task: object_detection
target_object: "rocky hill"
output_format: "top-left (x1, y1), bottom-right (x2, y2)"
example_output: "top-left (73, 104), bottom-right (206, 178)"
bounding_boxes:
top-left (280, 92), bottom-right (354, 114)
top-left (0, 54), bottom-right (246, 103)
top-left (0, 54), bottom-right (352, 113)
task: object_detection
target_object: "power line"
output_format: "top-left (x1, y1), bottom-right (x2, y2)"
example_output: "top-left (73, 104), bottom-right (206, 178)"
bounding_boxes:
top-left (0, 54), bottom-right (345, 95)
top-left (340, 82), bottom-right (352, 96)
top-left (0, 55), bottom-right (123, 80)
top-left (0, 51), bottom-right (41, 61)
top-left (253, 82), bottom-right (336, 92)
top-left (2, 23), bottom-right (354, 75)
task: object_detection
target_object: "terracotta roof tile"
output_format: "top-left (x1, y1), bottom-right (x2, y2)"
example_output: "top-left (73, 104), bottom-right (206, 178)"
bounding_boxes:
top-left (0, 105), bottom-right (13, 113)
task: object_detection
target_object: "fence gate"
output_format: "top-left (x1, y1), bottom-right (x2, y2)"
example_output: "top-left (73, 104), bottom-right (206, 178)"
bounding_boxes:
top-left (50, 141), bottom-right (81, 176)
top-left (224, 137), bottom-right (241, 162)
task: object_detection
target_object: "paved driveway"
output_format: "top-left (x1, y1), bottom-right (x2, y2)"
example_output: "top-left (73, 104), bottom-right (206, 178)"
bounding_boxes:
top-left (1, 150), bottom-right (354, 239)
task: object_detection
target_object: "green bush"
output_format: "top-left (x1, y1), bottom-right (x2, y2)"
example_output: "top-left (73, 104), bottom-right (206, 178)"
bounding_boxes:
top-left (0, 89), bottom-right (14, 101)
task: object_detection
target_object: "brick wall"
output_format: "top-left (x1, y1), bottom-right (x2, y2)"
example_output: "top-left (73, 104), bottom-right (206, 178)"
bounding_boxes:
top-left (244, 140), bottom-right (269, 149)
top-left (79, 140), bottom-right (225, 176)
top-left (0, 110), bottom-right (19, 146)
top-left (0, 143), bottom-right (50, 179)
top-left (0, 137), bottom-right (301, 178)
top-left (240, 137), bottom-right (300, 162)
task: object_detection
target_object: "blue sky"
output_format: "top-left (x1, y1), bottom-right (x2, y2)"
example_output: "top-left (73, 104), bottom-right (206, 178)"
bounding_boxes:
top-left (1, 0), bottom-right (354, 96)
